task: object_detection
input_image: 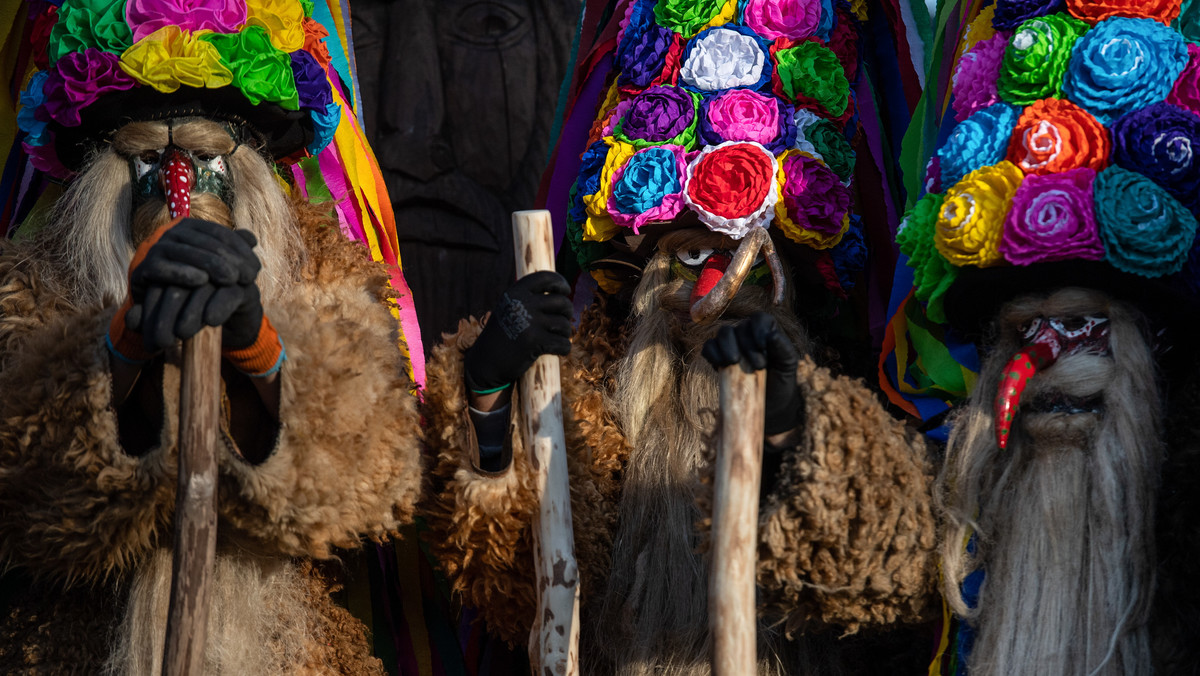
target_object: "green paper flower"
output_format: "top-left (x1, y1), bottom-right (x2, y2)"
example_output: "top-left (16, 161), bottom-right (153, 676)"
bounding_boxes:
top-left (201, 26), bottom-right (299, 110)
top-left (49, 0), bottom-right (133, 65)
top-left (806, 119), bottom-right (855, 182)
top-left (898, 192), bottom-right (958, 323)
top-left (654, 0), bottom-right (727, 38)
top-left (299, 0), bottom-right (315, 18)
top-left (775, 42), bottom-right (850, 118)
top-left (1176, 0), bottom-right (1200, 42)
top-left (997, 13), bottom-right (1089, 106)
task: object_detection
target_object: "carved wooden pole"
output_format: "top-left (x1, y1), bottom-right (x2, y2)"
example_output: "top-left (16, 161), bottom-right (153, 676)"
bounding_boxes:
top-left (163, 326), bottom-right (222, 676)
top-left (709, 365), bottom-right (766, 675)
top-left (512, 209), bottom-right (581, 676)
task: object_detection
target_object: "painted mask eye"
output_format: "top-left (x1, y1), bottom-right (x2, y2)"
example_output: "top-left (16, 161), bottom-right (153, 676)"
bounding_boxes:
top-left (134, 150), bottom-right (163, 179)
top-left (676, 248), bottom-right (714, 266)
top-left (193, 153), bottom-right (228, 175)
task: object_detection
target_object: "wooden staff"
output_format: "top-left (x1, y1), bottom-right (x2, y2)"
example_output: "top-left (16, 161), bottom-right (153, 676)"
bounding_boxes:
top-left (163, 326), bottom-right (222, 675)
top-left (512, 209), bottom-right (581, 676)
top-left (709, 365), bottom-right (767, 675)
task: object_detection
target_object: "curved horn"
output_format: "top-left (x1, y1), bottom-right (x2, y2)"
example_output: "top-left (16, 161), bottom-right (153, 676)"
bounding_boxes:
top-left (761, 236), bottom-right (786, 306)
top-left (689, 227), bottom-right (771, 324)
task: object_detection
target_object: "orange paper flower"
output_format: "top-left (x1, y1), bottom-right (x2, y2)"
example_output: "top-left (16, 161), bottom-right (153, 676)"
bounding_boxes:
top-left (1066, 0), bottom-right (1182, 25)
top-left (1005, 98), bottom-right (1110, 176)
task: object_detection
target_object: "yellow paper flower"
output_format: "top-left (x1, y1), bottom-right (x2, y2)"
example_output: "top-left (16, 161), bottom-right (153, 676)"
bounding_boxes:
top-left (245, 0), bottom-right (305, 52)
top-left (581, 138), bottom-right (636, 242)
top-left (849, 0), bottom-right (869, 22)
top-left (961, 5), bottom-right (997, 52)
top-left (936, 161), bottom-right (1024, 267)
top-left (698, 0), bottom-right (740, 33)
top-left (119, 26), bottom-right (233, 93)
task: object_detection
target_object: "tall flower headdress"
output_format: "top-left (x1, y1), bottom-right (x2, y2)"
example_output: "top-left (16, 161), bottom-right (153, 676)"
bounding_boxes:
top-left (1, 0), bottom-right (425, 382)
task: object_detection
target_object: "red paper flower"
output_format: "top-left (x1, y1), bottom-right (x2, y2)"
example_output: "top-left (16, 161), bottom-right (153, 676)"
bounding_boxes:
top-left (1066, 0), bottom-right (1182, 24)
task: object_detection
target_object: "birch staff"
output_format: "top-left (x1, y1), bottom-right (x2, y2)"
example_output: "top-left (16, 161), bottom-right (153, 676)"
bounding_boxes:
top-left (162, 327), bottom-right (222, 675)
top-left (709, 364), bottom-right (767, 675)
top-left (511, 209), bottom-right (581, 676)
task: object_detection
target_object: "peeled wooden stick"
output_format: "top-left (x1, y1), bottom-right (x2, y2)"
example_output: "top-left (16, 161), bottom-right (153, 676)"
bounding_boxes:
top-left (512, 209), bottom-right (581, 676)
top-left (163, 326), bottom-right (222, 676)
top-left (709, 365), bottom-right (766, 675)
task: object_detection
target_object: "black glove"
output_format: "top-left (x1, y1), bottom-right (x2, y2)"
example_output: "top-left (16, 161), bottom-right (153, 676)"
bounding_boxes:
top-left (126, 218), bottom-right (263, 353)
top-left (464, 271), bottom-right (573, 392)
top-left (701, 312), bottom-right (804, 436)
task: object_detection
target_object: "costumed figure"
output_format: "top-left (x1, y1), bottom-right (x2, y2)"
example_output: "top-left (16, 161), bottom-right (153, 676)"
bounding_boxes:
top-left (881, 2), bottom-right (1200, 674)
top-left (0, 0), bottom-right (427, 672)
top-left (424, 0), bottom-right (940, 673)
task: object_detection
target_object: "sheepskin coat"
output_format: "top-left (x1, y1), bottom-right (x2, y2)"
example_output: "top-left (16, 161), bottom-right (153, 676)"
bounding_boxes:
top-left (0, 217), bottom-right (423, 673)
top-left (423, 301), bottom-right (938, 649)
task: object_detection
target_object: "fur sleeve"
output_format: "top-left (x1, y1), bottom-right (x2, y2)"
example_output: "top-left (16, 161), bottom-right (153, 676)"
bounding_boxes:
top-left (216, 224), bottom-right (423, 559)
top-left (421, 306), bottom-right (629, 646)
top-left (756, 358), bottom-right (938, 634)
top-left (0, 248), bottom-right (176, 582)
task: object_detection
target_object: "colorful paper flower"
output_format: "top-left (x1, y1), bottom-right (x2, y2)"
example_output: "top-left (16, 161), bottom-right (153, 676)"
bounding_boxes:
top-left (17, 71), bottom-right (51, 145)
top-left (1000, 168), bottom-right (1105, 265)
top-left (952, 31), bottom-right (1009, 121)
top-left (1095, 165), bottom-right (1198, 276)
top-left (936, 161), bottom-right (1025, 267)
top-left (679, 26), bottom-right (771, 92)
top-left (1066, 0), bottom-right (1182, 25)
top-left (699, 89), bottom-right (786, 150)
top-left (616, 0), bottom-right (676, 90)
top-left (582, 139), bottom-right (636, 242)
top-left (119, 25), bottom-right (234, 93)
top-left (291, 49), bottom-right (330, 111)
top-left (1005, 98), bottom-right (1110, 175)
top-left (992, 0), bottom-right (1067, 30)
top-left (828, 214), bottom-right (867, 293)
top-left (31, 6), bottom-right (59, 70)
top-left (997, 13), bottom-right (1088, 105)
top-left (302, 16), bottom-right (331, 67)
top-left (125, 0), bottom-right (248, 43)
top-left (773, 41), bottom-right (851, 120)
top-left (614, 85), bottom-right (700, 148)
top-left (654, 0), bottom-right (729, 38)
top-left (48, 0), bottom-right (133, 64)
top-left (42, 49), bottom-right (137, 127)
top-left (939, 103), bottom-right (1020, 187)
top-left (800, 114), bottom-right (855, 183)
top-left (741, 0), bottom-right (824, 41)
top-left (1063, 17), bottom-right (1189, 123)
top-left (773, 149), bottom-right (851, 248)
top-left (826, 7), bottom-right (861, 84)
top-left (1168, 43), bottom-right (1200, 115)
top-left (898, 192), bottom-right (958, 322)
top-left (201, 25), bottom-right (298, 108)
top-left (684, 141), bottom-right (779, 238)
top-left (306, 101), bottom-right (339, 155)
top-left (608, 145), bottom-right (687, 231)
top-left (1110, 102), bottom-right (1200, 211)
top-left (1176, 0), bottom-right (1200, 40)
top-left (245, 0), bottom-right (304, 52)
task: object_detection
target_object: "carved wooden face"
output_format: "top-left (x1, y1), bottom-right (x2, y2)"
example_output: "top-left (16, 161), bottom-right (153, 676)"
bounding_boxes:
top-left (352, 0), bottom-right (578, 343)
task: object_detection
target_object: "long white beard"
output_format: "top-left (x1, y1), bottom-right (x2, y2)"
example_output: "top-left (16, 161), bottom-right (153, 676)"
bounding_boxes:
top-left (940, 290), bottom-right (1161, 676)
top-left (105, 548), bottom-right (322, 675)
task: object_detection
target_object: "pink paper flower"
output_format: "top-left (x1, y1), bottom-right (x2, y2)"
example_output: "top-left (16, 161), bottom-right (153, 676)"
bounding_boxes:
top-left (126, 0), bottom-right (248, 43)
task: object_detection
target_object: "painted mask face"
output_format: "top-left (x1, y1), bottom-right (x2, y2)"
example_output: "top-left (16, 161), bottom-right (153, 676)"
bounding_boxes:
top-left (133, 146), bottom-right (232, 218)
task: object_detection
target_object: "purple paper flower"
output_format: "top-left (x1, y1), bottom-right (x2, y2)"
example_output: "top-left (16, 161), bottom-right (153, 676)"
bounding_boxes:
top-left (41, 49), bottom-right (136, 127)
top-left (126, 0), bottom-right (248, 43)
top-left (616, 0), bottom-right (674, 90)
top-left (615, 85), bottom-right (699, 147)
top-left (1000, 168), bottom-right (1105, 265)
top-left (1110, 103), bottom-right (1200, 213)
top-left (951, 31), bottom-right (1010, 122)
top-left (291, 50), bottom-right (331, 111)
top-left (992, 0), bottom-right (1065, 30)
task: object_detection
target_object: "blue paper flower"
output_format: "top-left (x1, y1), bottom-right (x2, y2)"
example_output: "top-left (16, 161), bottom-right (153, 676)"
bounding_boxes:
top-left (1110, 102), bottom-right (1200, 213)
top-left (616, 0), bottom-right (675, 90)
top-left (1063, 17), bottom-right (1189, 124)
top-left (829, 213), bottom-right (867, 292)
top-left (992, 0), bottom-right (1066, 30)
top-left (938, 103), bottom-right (1020, 187)
top-left (306, 102), bottom-right (340, 155)
top-left (17, 71), bottom-right (50, 146)
top-left (611, 147), bottom-right (681, 214)
top-left (1096, 165), bottom-right (1198, 277)
top-left (568, 140), bottom-right (611, 225)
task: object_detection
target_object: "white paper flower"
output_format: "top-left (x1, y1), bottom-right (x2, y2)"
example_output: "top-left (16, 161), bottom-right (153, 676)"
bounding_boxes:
top-left (680, 28), bottom-right (767, 92)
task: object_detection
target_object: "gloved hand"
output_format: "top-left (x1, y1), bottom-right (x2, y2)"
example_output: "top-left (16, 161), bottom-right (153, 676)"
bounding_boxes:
top-left (701, 312), bottom-right (804, 436)
top-left (464, 271), bottom-right (573, 393)
top-left (109, 218), bottom-right (280, 375)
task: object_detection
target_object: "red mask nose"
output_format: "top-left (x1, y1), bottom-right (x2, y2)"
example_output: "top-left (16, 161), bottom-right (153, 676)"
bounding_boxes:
top-left (160, 148), bottom-right (195, 219)
top-left (689, 253), bottom-right (732, 308)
